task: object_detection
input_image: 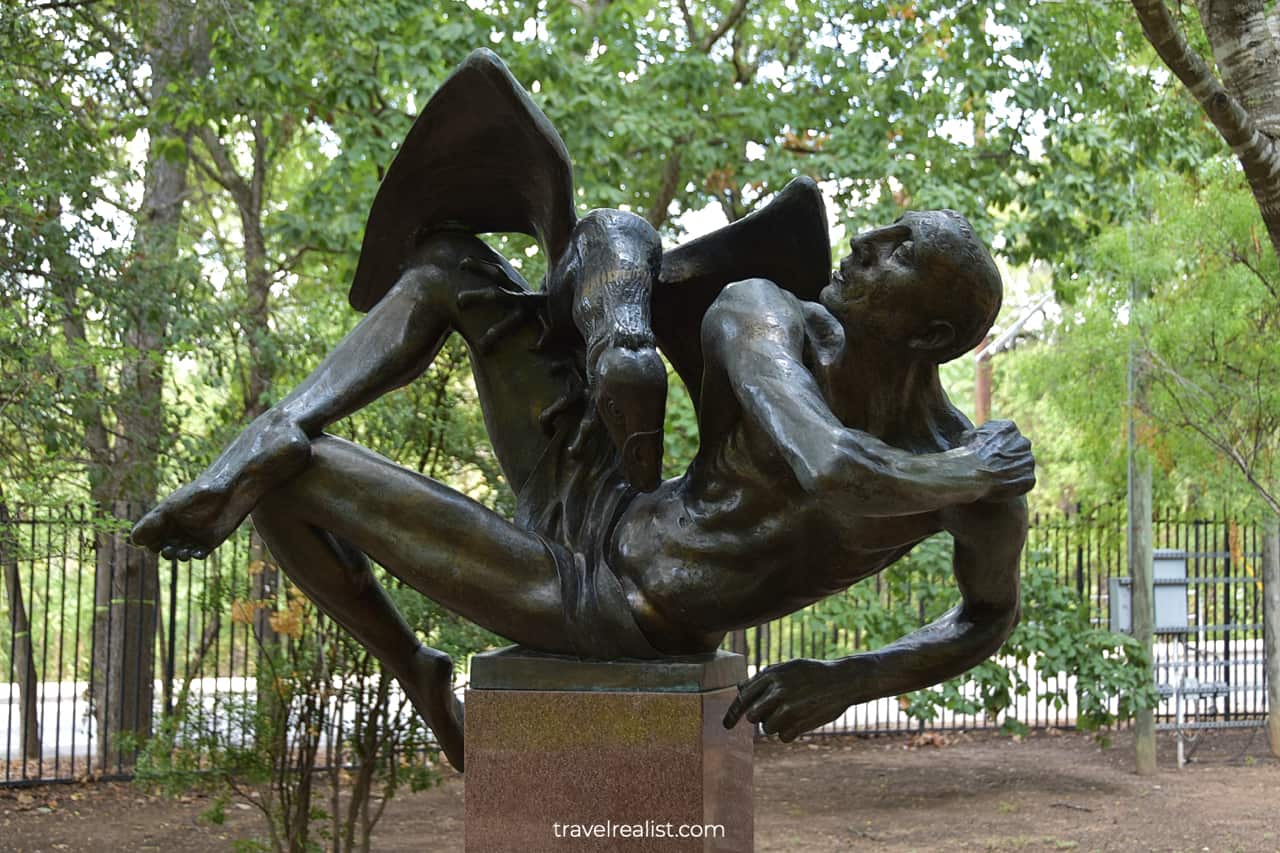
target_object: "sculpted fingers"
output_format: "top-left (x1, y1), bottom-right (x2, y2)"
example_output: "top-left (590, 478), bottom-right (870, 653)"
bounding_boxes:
top-left (723, 675), bottom-right (772, 729)
top-left (744, 688), bottom-right (785, 725)
top-left (971, 421), bottom-right (1036, 498)
top-left (132, 505), bottom-right (211, 562)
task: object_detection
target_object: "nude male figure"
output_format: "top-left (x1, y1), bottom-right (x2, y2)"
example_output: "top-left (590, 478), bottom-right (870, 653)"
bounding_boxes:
top-left (132, 208), bottom-right (1033, 770)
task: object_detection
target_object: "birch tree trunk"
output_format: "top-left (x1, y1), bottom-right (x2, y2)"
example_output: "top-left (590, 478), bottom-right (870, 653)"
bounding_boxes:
top-left (1130, 0), bottom-right (1280, 258)
top-left (1262, 513), bottom-right (1279, 757)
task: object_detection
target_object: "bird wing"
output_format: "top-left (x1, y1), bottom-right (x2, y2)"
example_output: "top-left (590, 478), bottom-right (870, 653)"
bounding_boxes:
top-left (653, 176), bottom-right (832, 404)
top-left (348, 49), bottom-right (578, 311)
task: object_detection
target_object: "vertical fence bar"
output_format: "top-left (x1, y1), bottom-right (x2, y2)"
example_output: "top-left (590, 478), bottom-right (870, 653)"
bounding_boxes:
top-left (166, 558), bottom-right (178, 719)
top-left (72, 505), bottom-right (85, 779)
top-left (55, 506), bottom-right (68, 779)
top-left (1223, 513), bottom-right (1233, 720)
top-left (4, 509), bottom-right (16, 784)
top-left (25, 507), bottom-right (37, 781)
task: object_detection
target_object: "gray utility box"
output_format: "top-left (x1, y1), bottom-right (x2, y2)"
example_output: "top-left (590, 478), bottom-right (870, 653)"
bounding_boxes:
top-left (1108, 549), bottom-right (1189, 634)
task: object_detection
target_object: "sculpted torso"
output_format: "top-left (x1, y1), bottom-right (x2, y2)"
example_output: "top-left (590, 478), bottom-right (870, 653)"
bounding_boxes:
top-left (616, 295), bottom-right (949, 647)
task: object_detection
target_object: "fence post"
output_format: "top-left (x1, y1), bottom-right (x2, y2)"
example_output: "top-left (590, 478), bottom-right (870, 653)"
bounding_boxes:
top-left (1263, 513), bottom-right (1279, 758)
top-left (0, 502), bottom-right (41, 760)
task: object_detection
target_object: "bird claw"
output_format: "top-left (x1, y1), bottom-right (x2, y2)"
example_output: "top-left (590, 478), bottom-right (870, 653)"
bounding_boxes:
top-left (456, 258), bottom-right (548, 354)
top-left (538, 363), bottom-right (586, 436)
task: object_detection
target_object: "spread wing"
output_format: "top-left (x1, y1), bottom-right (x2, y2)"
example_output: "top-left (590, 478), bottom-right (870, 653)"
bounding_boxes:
top-left (654, 176), bottom-right (832, 404)
top-left (349, 49), bottom-right (578, 311)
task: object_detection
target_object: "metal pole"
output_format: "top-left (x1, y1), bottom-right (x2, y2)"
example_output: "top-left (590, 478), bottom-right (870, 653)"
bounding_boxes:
top-left (1127, 183), bottom-right (1157, 775)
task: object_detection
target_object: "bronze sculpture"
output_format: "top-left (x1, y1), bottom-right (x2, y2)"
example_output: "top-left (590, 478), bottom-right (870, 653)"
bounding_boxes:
top-left (131, 50), bottom-right (1034, 773)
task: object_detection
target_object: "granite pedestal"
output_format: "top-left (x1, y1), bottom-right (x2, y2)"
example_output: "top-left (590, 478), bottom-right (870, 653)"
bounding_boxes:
top-left (464, 647), bottom-right (753, 852)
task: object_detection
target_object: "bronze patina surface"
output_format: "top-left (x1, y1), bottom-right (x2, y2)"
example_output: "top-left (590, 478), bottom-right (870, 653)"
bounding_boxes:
top-left (132, 49), bottom-right (1035, 774)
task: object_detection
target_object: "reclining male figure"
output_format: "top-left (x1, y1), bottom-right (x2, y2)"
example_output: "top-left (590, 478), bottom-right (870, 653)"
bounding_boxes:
top-left (132, 208), bottom-right (1033, 772)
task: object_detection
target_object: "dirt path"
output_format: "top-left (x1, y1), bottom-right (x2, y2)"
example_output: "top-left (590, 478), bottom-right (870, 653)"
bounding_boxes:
top-left (1, 729), bottom-right (1274, 852)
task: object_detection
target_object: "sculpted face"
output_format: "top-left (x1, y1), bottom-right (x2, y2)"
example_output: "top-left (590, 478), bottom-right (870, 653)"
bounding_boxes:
top-left (821, 210), bottom-right (1002, 362)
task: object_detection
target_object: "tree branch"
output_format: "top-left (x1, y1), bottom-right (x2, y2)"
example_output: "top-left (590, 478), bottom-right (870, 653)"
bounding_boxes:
top-left (701, 0), bottom-right (750, 53)
top-left (195, 126), bottom-right (252, 210)
top-left (250, 120), bottom-right (267, 217)
top-left (677, 0), bottom-right (704, 48)
top-left (644, 151), bottom-right (683, 229)
top-left (1130, 0), bottom-right (1280, 256)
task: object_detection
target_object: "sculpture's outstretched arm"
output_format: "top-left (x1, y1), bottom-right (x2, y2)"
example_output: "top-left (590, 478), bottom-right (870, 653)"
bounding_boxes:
top-left (700, 278), bottom-right (1034, 517)
top-left (724, 497), bottom-right (1026, 740)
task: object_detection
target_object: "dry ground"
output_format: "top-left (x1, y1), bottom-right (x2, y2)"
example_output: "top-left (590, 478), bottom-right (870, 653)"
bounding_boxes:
top-left (0, 729), bottom-right (1275, 852)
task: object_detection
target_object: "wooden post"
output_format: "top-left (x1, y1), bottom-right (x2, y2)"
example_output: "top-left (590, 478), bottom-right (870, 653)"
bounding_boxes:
top-left (1128, 437), bottom-right (1156, 775)
top-left (1128, 261), bottom-right (1157, 775)
top-left (974, 336), bottom-right (993, 425)
top-left (0, 503), bottom-right (41, 760)
top-left (1263, 513), bottom-right (1280, 758)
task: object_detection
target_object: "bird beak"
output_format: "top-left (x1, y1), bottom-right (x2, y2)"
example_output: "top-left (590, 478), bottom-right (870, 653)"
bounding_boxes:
top-left (596, 347), bottom-right (667, 492)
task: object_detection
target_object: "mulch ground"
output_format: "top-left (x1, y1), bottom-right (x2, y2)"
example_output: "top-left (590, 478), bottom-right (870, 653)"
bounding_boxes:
top-left (0, 728), bottom-right (1275, 852)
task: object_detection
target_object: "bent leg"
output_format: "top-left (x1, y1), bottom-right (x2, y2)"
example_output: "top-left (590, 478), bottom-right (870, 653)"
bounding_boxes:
top-left (133, 231), bottom-right (572, 558)
top-left (274, 435), bottom-right (569, 643)
top-left (249, 435), bottom-right (574, 769)
top-left (250, 505), bottom-right (469, 770)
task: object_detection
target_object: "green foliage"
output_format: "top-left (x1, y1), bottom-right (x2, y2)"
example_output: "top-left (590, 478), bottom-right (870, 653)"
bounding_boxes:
top-left (135, 582), bottom-right (450, 853)
top-left (798, 533), bottom-right (1157, 733)
top-left (999, 160), bottom-right (1280, 516)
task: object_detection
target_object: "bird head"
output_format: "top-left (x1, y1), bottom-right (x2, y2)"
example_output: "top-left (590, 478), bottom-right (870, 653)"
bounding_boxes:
top-left (560, 210), bottom-right (667, 491)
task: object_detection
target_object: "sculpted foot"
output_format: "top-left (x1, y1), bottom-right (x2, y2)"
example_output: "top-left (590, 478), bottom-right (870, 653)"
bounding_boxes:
top-left (401, 646), bottom-right (466, 772)
top-left (131, 413), bottom-right (312, 559)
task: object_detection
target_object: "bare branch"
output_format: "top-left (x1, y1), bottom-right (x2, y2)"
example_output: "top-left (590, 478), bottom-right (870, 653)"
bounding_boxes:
top-left (1226, 244), bottom-right (1279, 300)
top-left (1146, 348), bottom-right (1280, 512)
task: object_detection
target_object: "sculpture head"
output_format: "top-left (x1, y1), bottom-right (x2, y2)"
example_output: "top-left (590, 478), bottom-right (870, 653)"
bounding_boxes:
top-left (556, 209), bottom-right (667, 491)
top-left (821, 210), bottom-right (1002, 364)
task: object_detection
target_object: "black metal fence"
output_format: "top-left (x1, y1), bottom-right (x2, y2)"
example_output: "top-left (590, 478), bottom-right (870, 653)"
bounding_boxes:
top-left (0, 504), bottom-right (1270, 786)
top-left (730, 504), bottom-right (1269, 735)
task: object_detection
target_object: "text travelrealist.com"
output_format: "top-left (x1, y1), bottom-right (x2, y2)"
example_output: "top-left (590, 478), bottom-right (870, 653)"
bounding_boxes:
top-left (551, 820), bottom-right (727, 840)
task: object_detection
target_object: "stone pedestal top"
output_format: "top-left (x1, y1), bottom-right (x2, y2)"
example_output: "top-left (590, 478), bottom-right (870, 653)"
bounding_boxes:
top-left (469, 645), bottom-right (747, 692)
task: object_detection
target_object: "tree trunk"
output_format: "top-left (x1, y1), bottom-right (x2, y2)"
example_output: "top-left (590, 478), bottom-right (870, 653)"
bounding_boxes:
top-left (1262, 512), bottom-right (1279, 757)
top-left (242, 194), bottom-right (281, 653)
top-left (89, 0), bottom-right (204, 770)
top-left (1129, 307), bottom-right (1157, 775)
top-left (0, 502), bottom-right (41, 761)
top-left (92, 516), bottom-right (159, 770)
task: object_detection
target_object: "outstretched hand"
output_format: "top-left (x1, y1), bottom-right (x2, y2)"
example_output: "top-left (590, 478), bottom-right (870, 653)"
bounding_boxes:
top-left (965, 419), bottom-right (1035, 501)
top-left (723, 658), bottom-right (850, 742)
